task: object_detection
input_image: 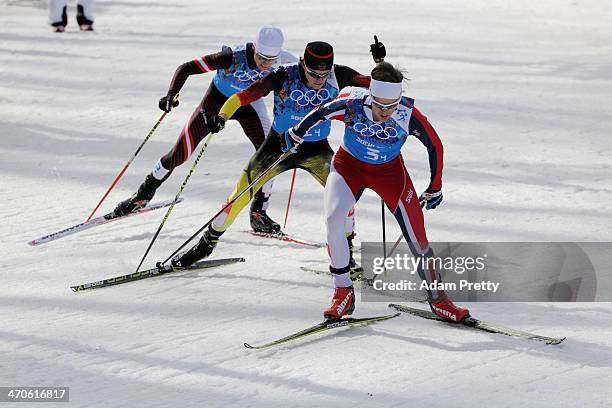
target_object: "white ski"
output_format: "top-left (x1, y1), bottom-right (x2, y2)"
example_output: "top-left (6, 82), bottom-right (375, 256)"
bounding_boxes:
top-left (28, 198), bottom-right (183, 246)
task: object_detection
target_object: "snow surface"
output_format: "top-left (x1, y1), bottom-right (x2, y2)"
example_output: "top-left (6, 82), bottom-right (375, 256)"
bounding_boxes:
top-left (1, 0), bottom-right (612, 407)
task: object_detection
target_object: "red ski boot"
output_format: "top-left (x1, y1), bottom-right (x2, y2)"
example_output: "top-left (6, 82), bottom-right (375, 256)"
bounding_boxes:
top-left (429, 299), bottom-right (470, 322)
top-left (323, 286), bottom-right (355, 320)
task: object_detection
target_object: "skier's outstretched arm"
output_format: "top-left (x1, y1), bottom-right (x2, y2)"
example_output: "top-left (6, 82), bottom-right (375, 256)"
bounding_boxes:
top-left (216, 67), bottom-right (286, 122)
top-left (167, 46), bottom-right (234, 96)
top-left (334, 64), bottom-right (371, 89)
top-left (158, 47), bottom-right (234, 113)
top-left (410, 106), bottom-right (444, 209)
top-left (292, 97), bottom-right (349, 139)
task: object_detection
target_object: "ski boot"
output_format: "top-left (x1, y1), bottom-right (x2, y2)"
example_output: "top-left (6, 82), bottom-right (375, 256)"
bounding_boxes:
top-left (250, 211), bottom-right (281, 234)
top-left (113, 174), bottom-right (161, 217)
top-left (324, 285), bottom-right (355, 320)
top-left (249, 191), bottom-right (281, 233)
top-left (429, 298), bottom-right (470, 322)
top-left (76, 4), bottom-right (94, 31)
top-left (51, 6), bottom-right (67, 33)
top-left (171, 227), bottom-right (222, 268)
top-left (347, 232), bottom-right (363, 281)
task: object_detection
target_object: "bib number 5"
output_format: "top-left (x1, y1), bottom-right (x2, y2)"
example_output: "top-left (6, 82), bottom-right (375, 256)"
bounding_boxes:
top-left (366, 147), bottom-right (380, 162)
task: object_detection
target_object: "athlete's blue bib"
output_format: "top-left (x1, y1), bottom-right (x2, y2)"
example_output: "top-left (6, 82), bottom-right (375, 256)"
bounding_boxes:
top-left (272, 64), bottom-right (339, 141)
top-left (213, 44), bottom-right (272, 98)
top-left (343, 93), bottom-right (414, 164)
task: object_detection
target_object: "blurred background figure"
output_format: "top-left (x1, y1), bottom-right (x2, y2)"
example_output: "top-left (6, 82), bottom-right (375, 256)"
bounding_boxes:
top-left (48, 0), bottom-right (95, 32)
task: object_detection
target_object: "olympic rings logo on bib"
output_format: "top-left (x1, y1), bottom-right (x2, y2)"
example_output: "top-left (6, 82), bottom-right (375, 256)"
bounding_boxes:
top-left (289, 89), bottom-right (331, 107)
top-left (233, 70), bottom-right (265, 82)
top-left (352, 122), bottom-right (399, 140)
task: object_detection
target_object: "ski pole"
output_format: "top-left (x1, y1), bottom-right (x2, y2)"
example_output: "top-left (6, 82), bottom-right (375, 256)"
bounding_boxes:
top-left (387, 234), bottom-right (403, 258)
top-left (85, 93), bottom-right (180, 222)
top-left (161, 149), bottom-right (296, 266)
top-left (381, 199), bottom-right (387, 258)
top-left (135, 134), bottom-right (213, 272)
top-left (283, 169), bottom-right (297, 229)
top-left (381, 199), bottom-right (387, 273)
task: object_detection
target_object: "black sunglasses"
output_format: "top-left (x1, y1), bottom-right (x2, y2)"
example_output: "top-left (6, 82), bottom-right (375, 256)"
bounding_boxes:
top-left (302, 62), bottom-right (331, 79)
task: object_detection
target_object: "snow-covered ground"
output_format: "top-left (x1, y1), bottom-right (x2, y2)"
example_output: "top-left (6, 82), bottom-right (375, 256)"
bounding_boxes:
top-left (1, 0), bottom-right (611, 407)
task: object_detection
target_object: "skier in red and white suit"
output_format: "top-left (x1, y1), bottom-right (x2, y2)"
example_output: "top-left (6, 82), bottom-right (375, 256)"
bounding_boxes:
top-left (288, 62), bottom-right (470, 322)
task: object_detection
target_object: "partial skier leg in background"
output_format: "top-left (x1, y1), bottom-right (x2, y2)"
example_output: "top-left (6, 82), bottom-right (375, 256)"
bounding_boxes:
top-left (76, 0), bottom-right (95, 31)
top-left (234, 98), bottom-right (280, 233)
top-left (48, 0), bottom-right (68, 32)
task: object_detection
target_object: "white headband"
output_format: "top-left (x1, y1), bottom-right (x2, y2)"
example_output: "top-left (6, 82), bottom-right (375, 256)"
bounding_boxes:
top-left (370, 79), bottom-right (402, 100)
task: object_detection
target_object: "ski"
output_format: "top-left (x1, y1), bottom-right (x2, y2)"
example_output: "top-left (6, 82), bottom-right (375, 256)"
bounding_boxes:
top-left (389, 304), bottom-right (566, 345)
top-left (245, 230), bottom-right (324, 248)
top-left (299, 266), bottom-right (363, 281)
top-left (29, 198), bottom-right (184, 246)
top-left (244, 312), bottom-right (400, 349)
top-left (71, 257), bottom-right (245, 292)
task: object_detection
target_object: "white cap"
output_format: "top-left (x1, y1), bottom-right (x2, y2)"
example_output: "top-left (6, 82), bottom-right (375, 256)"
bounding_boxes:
top-left (255, 25), bottom-right (284, 57)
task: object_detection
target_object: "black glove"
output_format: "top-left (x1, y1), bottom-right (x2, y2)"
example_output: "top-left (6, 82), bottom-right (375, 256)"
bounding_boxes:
top-left (370, 35), bottom-right (386, 63)
top-left (207, 115), bottom-right (226, 133)
top-left (419, 189), bottom-right (443, 210)
top-left (280, 129), bottom-right (303, 153)
top-left (159, 93), bottom-right (179, 113)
